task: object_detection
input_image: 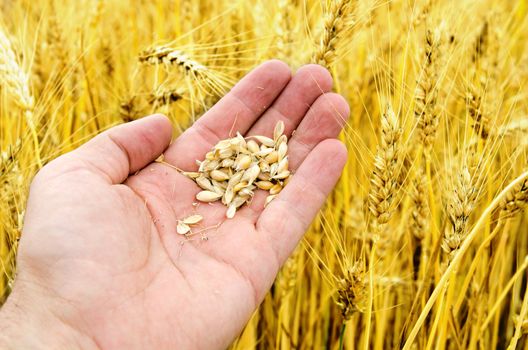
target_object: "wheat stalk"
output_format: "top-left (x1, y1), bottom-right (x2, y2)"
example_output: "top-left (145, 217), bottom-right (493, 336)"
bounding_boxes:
top-left (47, 16), bottom-right (69, 79)
top-left (277, 251), bottom-right (298, 298)
top-left (442, 166), bottom-right (477, 260)
top-left (139, 46), bottom-right (207, 77)
top-left (410, 171), bottom-right (429, 241)
top-left (336, 261), bottom-right (368, 320)
top-left (275, 0), bottom-right (296, 60)
top-left (148, 87), bottom-right (184, 106)
top-left (0, 141), bottom-right (21, 180)
top-left (313, 0), bottom-right (353, 68)
top-left (415, 27), bottom-right (443, 153)
top-left (0, 27), bottom-right (41, 167)
top-left (466, 18), bottom-right (502, 141)
top-left (0, 29), bottom-right (34, 111)
top-left (500, 177), bottom-right (528, 219)
top-left (368, 104), bottom-right (402, 234)
top-left (466, 83), bottom-right (493, 139)
top-left (495, 118), bottom-right (528, 138)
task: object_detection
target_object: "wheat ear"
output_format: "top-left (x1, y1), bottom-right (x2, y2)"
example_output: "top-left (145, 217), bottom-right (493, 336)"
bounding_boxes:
top-left (0, 28), bottom-right (41, 167)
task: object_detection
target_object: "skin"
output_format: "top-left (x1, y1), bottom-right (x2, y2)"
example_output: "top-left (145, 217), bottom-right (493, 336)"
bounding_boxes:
top-left (0, 60), bottom-right (349, 349)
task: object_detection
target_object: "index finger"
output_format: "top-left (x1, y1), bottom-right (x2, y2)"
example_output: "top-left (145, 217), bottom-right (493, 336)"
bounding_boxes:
top-left (164, 60), bottom-right (291, 170)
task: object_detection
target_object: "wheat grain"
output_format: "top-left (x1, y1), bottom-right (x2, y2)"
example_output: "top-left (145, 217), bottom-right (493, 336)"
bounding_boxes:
top-left (269, 183), bottom-right (282, 195)
top-left (256, 180), bottom-right (274, 190)
top-left (247, 140), bottom-right (259, 153)
top-left (250, 135), bottom-right (275, 147)
top-left (182, 214), bottom-right (203, 225)
top-left (210, 169), bottom-right (230, 181)
top-left (196, 190), bottom-right (223, 202)
top-left (273, 120), bottom-right (285, 141)
top-left (176, 221), bottom-right (191, 235)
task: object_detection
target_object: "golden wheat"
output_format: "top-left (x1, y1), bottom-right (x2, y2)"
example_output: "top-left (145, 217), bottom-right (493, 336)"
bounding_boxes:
top-left (1, 1), bottom-right (527, 348)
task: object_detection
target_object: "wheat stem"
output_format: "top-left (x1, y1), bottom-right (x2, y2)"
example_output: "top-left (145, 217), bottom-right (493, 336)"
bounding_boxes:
top-left (403, 171), bottom-right (528, 349)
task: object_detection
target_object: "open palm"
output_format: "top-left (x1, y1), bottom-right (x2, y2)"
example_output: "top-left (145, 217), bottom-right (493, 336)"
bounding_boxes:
top-left (5, 61), bottom-right (349, 349)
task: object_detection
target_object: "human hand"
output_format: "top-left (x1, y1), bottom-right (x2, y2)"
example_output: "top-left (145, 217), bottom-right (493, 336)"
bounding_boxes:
top-left (0, 61), bottom-right (349, 349)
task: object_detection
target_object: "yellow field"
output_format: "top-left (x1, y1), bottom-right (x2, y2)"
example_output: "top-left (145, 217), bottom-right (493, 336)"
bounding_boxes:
top-left (1, 0), bottom-right (527, 348)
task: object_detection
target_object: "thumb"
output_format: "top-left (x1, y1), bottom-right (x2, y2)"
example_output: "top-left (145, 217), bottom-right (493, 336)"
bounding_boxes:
top-left (41, 114), bottom-right (173, 184)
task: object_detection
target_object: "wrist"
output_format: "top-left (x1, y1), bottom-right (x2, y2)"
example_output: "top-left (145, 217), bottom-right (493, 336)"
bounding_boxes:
top-left (0, 280), bottom-right (99, 350)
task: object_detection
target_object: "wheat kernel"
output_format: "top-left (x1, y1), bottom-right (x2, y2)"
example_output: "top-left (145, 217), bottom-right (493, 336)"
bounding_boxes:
top-left (223, 187), bottom-right (235, 205)
top-left (277, 157), bottom-right (289, 173)
top-left (196, 176), bottom-right (215, 191)
top-left (276, 134), bottom-right (287, 146)
top-left (256, 147), bottom-right (274, 157)
top-left (210, 169), bottom-right (230, 181)
top-left (182, 214), bottom-right (203, 225)
top-left (239, 188), bottom-right (254, 197)
top-left (226, 204), bottom-right (237, 219)
top-left (273, 170), bottom-right (291, 179)
top-left (228, 172), bottom-right (244, 186)
top-left (270, 163), bottom-right (278, 176)
top-left (235, 154), bottom-right (252, 170)
top-left (218, 148), bottom-right (234, 159)
top-left (247, 140), bottom-right (260, 153)
top-left (259, 161), bottom-right (271, 173)
top-left (258, 172), bottom-right (271, 181)
top-left (212, 183), bottom-right (226, 195)
top-left (233, 181), bottom-right (248, 192)
top-left (270, 183), bottom-right (282, 195)
top-left (221, 158), bottom-right (235, 168)
top-left (242, 163), bottom-right (261, 184)
top-left (204, 159), bottom-right (219, 171)
top-left (205, 151), bottom-right (215, 160)
top-left (196, 190), bottom-right (222, 202)
top-left (256, 180), bottom-right (274, 190)
top-left (265, 151), bottom-right (279, 163)
top-left (177, 221), bottom-right (191, 234)
top-left (278, 141), bottom-right (288, 159)
top-left (274, 121), bottom-right (285, 140)
top-left (232, 195), bottom-right (248, 208)
top-left (253, 135), bottom-right (275, 147)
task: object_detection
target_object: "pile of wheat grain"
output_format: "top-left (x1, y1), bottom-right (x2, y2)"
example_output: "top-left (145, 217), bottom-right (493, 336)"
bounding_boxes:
top-left (179, 121), bottom-right (291, 220)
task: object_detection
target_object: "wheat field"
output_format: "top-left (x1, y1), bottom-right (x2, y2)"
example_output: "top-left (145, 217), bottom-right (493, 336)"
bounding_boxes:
top-left (1, 0), bottom-right (528, 348)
